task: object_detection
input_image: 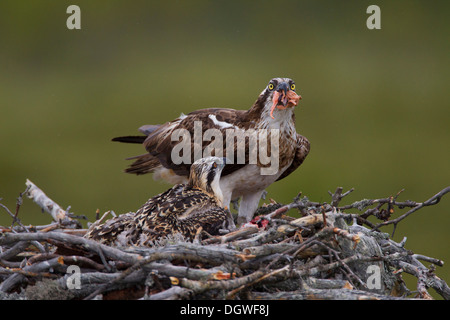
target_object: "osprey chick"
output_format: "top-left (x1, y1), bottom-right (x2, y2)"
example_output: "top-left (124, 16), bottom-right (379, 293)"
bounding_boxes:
top-left (85, 157), bottom-right (228, 246)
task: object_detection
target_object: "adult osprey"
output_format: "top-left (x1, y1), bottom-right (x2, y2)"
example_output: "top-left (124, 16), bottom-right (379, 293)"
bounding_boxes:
top-left (113, 78), bottom-right (310, 225)
top-left (85, 157), bottom-right (228, 245)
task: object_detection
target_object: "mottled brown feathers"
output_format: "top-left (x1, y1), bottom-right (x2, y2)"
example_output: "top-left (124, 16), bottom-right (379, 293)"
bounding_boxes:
top-left (276, 134), bottom-right (310, 182)
top-left (85, 185), bottom-right (227, 246)
top-left (85, 158), bottom-right (227, 246)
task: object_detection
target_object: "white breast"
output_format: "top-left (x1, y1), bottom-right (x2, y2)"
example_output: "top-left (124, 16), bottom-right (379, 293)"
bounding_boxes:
top-left (219, 163), bottom-right (291, 201)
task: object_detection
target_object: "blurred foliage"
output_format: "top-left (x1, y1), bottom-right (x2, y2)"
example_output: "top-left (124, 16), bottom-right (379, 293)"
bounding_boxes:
top-left (0, 1), bottom-right (449, 296)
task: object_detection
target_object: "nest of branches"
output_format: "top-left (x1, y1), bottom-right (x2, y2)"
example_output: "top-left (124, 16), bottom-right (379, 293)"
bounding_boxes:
top-left (0, 180), bottom-right (449, 300)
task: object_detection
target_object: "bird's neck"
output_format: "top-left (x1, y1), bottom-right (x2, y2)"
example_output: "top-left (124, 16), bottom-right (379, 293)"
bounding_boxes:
top-left (209, 178), bottom-right (224, 206)
top-left (189, 180), bottom-right (224, 206)
top-left (246, 98), bottom-right (296, 134)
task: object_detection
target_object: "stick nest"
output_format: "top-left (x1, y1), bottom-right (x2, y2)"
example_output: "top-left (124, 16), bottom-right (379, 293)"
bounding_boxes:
top-left (1, 181), bottom-right (449, 300)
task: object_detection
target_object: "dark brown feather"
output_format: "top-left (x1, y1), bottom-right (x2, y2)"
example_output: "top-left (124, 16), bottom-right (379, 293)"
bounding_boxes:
top-left (112, 136), bottom-right (147, 144)
top-left (124, 153), bottom-right (161, 175)
top-left (143, 108), bottom-right (253, 178)
top-left (276, 134), bottom-right (310, 181)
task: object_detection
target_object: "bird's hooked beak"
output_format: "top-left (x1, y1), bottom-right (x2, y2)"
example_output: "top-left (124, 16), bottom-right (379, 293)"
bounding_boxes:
top-left (270, 83), bottom-right (301, 119)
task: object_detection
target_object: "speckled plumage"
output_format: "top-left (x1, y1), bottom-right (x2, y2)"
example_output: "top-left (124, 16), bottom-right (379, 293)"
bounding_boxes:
top-left (85, 157), bottom-right (228, 246)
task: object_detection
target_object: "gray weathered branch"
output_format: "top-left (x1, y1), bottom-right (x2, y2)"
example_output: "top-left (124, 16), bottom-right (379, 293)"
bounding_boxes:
top-left (0, 181), bottom-right (449, 300)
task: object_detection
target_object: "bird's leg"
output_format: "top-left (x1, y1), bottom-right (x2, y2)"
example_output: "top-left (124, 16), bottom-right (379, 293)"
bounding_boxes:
top-left (237, 190), bottom-right (266, 225)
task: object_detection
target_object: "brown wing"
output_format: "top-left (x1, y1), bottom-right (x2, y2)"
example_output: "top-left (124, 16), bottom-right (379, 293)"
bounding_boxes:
top-left (276, 133), bottom-right (310, 181)
top-left (112, 125), bottom-right (162, 174)
top-left (143, 108), bottom-right (250, 177)
top-left (119, 153), bottom-right (160, 175)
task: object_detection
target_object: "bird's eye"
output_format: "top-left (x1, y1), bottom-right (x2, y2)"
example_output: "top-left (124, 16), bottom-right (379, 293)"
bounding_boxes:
top-left (268, 83), bottom-right (275, 91)
top-left (290, 84), bottom-right (296, 91)
top-left (212, 162), bottom-right (217, 169)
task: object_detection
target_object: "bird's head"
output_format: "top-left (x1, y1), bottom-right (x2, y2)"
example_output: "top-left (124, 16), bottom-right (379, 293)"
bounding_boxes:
top-left (188, 157), bottom-right (226, 203)
top-left (257, 78), bottom-right (301, 120)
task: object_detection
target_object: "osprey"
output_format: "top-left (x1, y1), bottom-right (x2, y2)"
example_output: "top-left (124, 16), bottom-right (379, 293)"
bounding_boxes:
top-left (85, 157), bottom-right (228, 246)
top-left (113, 78), bottom-right (310, 226)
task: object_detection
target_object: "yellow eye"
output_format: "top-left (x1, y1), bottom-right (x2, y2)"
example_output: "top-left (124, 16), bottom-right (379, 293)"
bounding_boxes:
top-left (268, 83), bottom-right (274, 91)
top-left (290, 84), bottom-right (296, 91)
top-left (212, 162), bottom-right (217, 168)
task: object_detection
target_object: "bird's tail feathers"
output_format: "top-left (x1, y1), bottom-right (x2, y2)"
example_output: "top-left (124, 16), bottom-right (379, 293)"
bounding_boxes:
top-left (124, 153), bottom-right (160, 175)
top-left (112, 136), bottom-right (147, 144)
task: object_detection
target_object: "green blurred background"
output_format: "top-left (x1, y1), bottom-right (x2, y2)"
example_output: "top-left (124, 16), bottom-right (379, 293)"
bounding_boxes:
top-left (1, 1), bottom-right (449, 297)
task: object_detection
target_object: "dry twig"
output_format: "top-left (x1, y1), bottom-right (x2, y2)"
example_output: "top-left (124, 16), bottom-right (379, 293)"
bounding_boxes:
top-left (0, 180), bottom-right (448, 300)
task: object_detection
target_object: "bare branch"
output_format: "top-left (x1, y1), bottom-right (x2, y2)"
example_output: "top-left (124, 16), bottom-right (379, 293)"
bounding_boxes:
top-left (1, 181), bottom-right (449, 300)
top-left (372, 186), bottom-right (450, 231)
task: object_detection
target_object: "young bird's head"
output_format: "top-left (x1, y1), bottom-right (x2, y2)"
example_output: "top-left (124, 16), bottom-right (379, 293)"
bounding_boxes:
top-left (188, 157), bottom-right (226, 204)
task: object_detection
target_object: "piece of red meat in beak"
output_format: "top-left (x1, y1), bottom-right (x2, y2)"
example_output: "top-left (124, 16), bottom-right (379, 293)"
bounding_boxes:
top-left (270, 83), bottom-right (301, 119)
